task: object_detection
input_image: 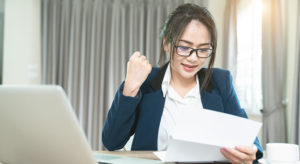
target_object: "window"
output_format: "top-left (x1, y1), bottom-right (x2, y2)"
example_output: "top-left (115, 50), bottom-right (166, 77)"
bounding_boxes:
top-left (236, 0), bottom-right (263, 114)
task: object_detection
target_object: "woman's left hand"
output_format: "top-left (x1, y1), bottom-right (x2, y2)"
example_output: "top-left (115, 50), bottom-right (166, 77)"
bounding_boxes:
top-left (220, 145), bottom-right (257, 164)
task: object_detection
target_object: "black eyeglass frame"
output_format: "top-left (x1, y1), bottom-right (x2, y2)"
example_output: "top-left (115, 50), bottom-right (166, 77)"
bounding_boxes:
top-left (173, 45), bottom-right (213, 58)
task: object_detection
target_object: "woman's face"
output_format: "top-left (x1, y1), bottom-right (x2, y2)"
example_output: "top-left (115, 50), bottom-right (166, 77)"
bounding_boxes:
top-left (166, 20), bottom-right (211, 81)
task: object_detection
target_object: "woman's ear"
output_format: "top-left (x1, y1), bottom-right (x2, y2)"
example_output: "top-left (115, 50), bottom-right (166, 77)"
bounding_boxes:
top-left (163, 38), bottom-right (169, 52)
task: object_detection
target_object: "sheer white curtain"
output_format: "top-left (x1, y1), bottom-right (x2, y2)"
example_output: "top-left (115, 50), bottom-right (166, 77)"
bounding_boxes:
top-left (261, 0), bottom-right (287, 145)
top-left (0, 0), bottom-right (4, 84)
top-left (235, 0), bottom-right (263, 114)
top-left (41, 0), bottom-right (207, 150)
top-left (222, 0), bottom-right (238, 80)
top-left (223, 0), bottom-right (264, 115)
top-left (291, 0), bottom-right (300, 144)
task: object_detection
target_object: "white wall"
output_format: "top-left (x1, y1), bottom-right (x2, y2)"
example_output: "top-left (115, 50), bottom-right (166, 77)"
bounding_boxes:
top-left (3, 0), bottom-right (41, 84)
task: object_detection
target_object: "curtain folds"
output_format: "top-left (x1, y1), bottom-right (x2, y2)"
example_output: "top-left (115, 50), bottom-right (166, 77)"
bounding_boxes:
top-left (291, 1), bottom-right (300, 145)
top-left (41, 0), bottom-right (207, 150)
top-left (222, 0), bottom-right (238, 81)
top-left (261, 0), bottom-right (287, 146)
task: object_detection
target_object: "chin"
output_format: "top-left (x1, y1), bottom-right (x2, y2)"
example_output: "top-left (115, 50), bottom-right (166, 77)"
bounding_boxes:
top-left (180, 70), bottom-right (198, 79)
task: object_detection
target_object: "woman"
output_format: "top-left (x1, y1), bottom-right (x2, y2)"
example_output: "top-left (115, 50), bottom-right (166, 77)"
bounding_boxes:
top-left (102, 3), bottom-right (263, 164)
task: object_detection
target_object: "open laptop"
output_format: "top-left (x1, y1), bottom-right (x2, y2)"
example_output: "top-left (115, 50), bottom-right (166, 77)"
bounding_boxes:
top-left (0, 85), bottom-right (98, 164)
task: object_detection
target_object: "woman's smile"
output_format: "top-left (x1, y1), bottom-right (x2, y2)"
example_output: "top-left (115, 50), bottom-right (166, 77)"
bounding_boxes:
top-left (181, 63), bottom-right (198, 72)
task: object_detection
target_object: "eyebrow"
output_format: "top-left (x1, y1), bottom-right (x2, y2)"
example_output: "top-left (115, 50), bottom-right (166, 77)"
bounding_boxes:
top-left (178, 39), bottom-right (211, 47)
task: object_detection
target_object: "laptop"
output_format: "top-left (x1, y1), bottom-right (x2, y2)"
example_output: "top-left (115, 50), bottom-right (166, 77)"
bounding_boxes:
top-left (0, 85), bottom-right (98, 164)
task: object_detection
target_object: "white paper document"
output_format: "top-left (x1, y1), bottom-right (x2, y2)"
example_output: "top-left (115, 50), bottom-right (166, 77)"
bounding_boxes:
top-left (154, 108), bottom-right (262, 162)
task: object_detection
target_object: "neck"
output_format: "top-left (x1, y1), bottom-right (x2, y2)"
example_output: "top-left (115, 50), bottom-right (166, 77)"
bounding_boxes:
top-left (170, 70), bottom-right (196, 88)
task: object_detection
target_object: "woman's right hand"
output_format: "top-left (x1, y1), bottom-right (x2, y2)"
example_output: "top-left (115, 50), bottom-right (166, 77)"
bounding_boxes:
top-left (123, 51), bottom-right (152, 97)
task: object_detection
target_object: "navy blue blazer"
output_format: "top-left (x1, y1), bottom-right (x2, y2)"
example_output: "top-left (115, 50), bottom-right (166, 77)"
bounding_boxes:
top-left (102, 63), bottom-right (263, 161)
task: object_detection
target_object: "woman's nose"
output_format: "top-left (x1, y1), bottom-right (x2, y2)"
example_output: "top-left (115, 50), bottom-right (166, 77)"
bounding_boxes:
top-left (187, 50), bottom-right (198, 61)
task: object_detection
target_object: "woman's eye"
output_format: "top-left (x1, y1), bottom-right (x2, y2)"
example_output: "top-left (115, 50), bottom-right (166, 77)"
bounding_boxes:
top-left (178, 46), bottom-right (190, 51)
top-left (199, 48), bottom-right (211, 52)
top-left (199, 48), bottom-right (208, 52)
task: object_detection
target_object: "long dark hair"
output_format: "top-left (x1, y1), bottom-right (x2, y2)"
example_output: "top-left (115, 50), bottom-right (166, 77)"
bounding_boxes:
top-left (159, 3), bottom-right (217, 91)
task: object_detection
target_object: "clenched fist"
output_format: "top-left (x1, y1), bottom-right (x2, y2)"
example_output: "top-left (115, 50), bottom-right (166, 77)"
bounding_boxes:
top-left (123, 51), bottom-right (152, 97)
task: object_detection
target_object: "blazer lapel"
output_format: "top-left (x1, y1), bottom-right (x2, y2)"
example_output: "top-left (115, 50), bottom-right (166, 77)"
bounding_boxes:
top-left (150, 63), bottom-right (168, 91)
top-left (200, 90), bottom-right (224, 113)
top-left (198, 69), bottom-right (224, 112)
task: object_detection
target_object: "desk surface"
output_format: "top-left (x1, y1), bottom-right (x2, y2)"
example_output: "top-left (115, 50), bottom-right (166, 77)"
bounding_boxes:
top-left (94, 150), bottom-right (159, 160)
top-left (94, 151), bottom-right (233, 164)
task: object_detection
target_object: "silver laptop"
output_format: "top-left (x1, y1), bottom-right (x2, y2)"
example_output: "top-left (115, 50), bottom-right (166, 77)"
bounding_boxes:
top-left (0, 85), bottom-right (98, 164)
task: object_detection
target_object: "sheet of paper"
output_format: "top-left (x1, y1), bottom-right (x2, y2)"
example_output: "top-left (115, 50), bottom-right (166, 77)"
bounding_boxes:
top-left (154, 108), bottom-right (262, 162)
top-left (94, 152), bottom-right (163, 164)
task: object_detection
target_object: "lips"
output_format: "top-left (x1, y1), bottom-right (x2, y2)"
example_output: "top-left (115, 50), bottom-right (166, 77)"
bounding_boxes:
top-left (182, 63), bottom-right (197, 72)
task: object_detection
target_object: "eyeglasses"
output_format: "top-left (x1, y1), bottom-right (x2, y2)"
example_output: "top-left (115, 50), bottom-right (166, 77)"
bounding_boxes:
top-left (174, 45), bottom-right (213, 58)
